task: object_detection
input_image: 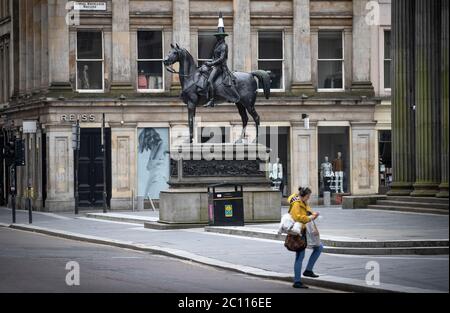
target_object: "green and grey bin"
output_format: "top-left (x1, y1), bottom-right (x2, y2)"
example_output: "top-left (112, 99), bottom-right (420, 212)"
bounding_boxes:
top-left (208, 183), bottom-right (244, 226)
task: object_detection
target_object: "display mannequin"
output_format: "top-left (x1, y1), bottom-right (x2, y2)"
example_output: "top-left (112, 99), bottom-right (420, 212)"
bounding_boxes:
top-left (332, 152), bottom-right (344, 193)
top-left (270, 158), bottom-right (283, 191)
top-left (320, 156), bottom-right (333, 192)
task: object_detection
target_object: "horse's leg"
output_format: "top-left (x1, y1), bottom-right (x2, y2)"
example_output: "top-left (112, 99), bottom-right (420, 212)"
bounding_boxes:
top-left (188, 103), bottom-right (196, 144)
top-left (235, 102), bottom-right (248, 143)
top-left (246, 98), bottom-right (260, 144)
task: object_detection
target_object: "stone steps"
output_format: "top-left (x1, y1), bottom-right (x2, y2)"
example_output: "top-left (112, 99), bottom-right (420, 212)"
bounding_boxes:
top-left (366, 204), bottom-right (448, 215)
top-left (376, 200), bottom-right (449, 210)
top-left (386, 196), bottom-right (449, 206)
top-left (204, 226), bottom-right (449, 255)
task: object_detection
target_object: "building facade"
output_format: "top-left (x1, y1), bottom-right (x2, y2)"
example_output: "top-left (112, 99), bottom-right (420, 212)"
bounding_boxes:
top-left (0, 0), bottom-right (392, 211)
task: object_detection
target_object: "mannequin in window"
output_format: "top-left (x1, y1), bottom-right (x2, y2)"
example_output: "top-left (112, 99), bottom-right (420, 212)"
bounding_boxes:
top-left (81, 64), bottom-right (90, 89)
top-left (270, 157), bottom-right (283, 191)
top-left (320, 156), bottom-right (333, 192)
top-left (332, 152), bottom-right (344, 193)
top-left (138, 69), bottom-right (148, 89)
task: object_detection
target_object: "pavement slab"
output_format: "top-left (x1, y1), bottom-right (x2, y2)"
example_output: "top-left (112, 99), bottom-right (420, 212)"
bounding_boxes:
top-left (0, 207), bottom-right (448, 292)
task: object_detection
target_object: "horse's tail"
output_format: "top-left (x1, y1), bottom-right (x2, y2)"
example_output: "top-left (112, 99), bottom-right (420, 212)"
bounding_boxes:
top-left (251, 70), bottom-right (271, 99)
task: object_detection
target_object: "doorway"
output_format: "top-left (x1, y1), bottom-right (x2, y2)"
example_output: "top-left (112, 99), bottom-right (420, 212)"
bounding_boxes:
top-left (77, 128), bottom-right (111, 208)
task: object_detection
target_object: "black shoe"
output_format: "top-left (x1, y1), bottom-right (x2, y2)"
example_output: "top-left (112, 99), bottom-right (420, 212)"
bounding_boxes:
top-left (293, 282), bottom-right (309, 289)
top-left (303, 270), bottom-right (319, 278)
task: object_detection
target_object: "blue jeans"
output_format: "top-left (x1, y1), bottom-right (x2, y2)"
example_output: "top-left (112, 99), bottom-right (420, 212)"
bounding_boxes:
top-left (294, 243), bottom-right (324, 283)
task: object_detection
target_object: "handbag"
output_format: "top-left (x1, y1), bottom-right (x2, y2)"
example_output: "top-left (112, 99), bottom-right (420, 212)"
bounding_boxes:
top-left (284, 229), bottom-right (307, 252)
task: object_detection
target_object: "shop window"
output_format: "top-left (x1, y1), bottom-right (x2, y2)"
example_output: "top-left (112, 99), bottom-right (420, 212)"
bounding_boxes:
top-left (198, 30), bottom-right (216, 67)
top-left (137, 31), bottom-right (164, 91)
top-left (318, 31), bottom-right (344, 90)
top-left (258, 31), bottom-right (284, 90)
top-left (318, 127), bottom-right (350, 196)
top-left (384, 30), bottom-right (392, 90)
top-left (378, 130), bottom-right (392, 192)
top-left (76, 31), bottom-right (104, 92)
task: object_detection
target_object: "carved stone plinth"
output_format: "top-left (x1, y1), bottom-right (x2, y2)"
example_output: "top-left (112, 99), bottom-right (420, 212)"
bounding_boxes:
top-left (159, 143), bottom-right (281, 224)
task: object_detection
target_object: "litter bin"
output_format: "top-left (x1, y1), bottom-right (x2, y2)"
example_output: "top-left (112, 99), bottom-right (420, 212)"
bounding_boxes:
top-left (208, 183), bottom-right (244, 226)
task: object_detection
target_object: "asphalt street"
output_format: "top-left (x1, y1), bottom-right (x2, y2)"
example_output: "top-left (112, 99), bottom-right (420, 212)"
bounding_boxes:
top-left (0, 227), bottom-right (331, 293)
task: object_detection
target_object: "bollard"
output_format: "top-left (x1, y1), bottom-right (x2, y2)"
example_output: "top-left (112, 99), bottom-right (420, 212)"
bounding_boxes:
top-left (323, 191), bottom-right (331, 206)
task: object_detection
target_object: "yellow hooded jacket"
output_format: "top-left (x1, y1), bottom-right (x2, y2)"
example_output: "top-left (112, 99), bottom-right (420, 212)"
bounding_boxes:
top-left (288, 193), bottom-right (313, 229)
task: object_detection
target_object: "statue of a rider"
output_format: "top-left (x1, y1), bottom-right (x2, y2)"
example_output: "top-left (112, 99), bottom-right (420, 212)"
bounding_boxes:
top-left (202, 13), bottom-right (240, 108)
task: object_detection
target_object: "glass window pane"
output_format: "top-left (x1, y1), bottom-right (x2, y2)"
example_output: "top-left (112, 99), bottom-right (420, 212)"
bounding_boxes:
top-left (318, 31), bottom-right (342, 59)
top-left (258, 31), bottom-right (283, 60)
top-left (138, 61), bottom-right (163, 90)
top-left (384, 60), bottom-right (391, 89)
top-left (384, 31), bottom-right (391, 60)
top-left (77, 61), bottom-right (103, 90)
top-left (318, 60), bottom-right (343, 89)
top-left (258, 60), bottom-right (283, 89)
top-left (77, 32), bottom-right (103, 60)
top-left (198, 31), bottom-right (216, 60)
top-left (138, 31), bottom-right (163, 60)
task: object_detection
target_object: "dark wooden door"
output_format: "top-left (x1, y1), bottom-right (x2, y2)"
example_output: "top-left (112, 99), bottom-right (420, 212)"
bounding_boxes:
top-left (77, 128), bottom-right (111, 208)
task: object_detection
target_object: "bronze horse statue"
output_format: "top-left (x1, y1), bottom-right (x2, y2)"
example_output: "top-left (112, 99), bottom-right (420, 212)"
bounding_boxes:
top-left (163, 44), bottom-right (271, 144)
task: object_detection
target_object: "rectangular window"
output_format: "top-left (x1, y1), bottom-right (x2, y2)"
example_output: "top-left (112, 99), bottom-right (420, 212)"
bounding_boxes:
top-left (318, 31), bottom-right (344, 90)
top-left (384, 30), bottom-right (391, 90)
top-left (258, 31), bottom-right (284, 90)
top-left (76, 31), bottom-right (104, 92)
top-left (198, 31), bottom-right (216, 67)
top-left (137, 30), bottom-right (164, 91)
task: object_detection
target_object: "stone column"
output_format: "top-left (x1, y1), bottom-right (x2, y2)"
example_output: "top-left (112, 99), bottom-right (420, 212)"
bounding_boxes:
top-left (48, 0), bottom-right (71, 91)
top-left (411, 0), bottom-right (441, 197)
top-left (18, 0), bottom-right (26, 96)
top-left (45, 125), bottom-right (75, 211)
top-left (25, 0), bottom-right (34, 94)
top-left (291, 0), bottom-right (314, 94)
top-left (437, 0), bottom-right (449, 198)
top-left (350, 122), bottom-right (378, 195)
top-left (110, 123), bottom-right (137, 210)
top-left (33, 0), bottom-right (42, 93)
top-left (111, 0), bottom-right (133, 92)
top-left (233, 0), bottom-right (251, 72)
top-left (291, 121), bottom-right (318, 204)
top-left (388, 0), bottom-right (416, 196)
top-left (171, 0), bottom-right (190, 90)
top-left (351, 0), bottom-right (374, 95)
top-left (41, 0), bottom-right (49, 90)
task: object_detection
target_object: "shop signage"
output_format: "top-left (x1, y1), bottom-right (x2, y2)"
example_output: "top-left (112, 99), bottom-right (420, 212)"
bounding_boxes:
top-left (74, 2), bottom-right (107, 11)
top-left (23, 120), bottom-right (37, 134)
top-left (61, 114), bottom-right (96, 122)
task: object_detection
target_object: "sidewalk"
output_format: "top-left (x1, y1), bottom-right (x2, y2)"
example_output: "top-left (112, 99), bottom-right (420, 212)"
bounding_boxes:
top-left (0, 207), bottom-right (448, 293)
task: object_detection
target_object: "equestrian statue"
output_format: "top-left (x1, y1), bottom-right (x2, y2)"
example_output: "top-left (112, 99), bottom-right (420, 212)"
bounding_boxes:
top-left (163, 13), bottom-right (271, 144)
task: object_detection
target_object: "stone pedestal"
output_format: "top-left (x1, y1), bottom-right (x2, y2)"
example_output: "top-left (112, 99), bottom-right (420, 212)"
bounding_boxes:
top-left (159, 143), bottom-right (281, 224)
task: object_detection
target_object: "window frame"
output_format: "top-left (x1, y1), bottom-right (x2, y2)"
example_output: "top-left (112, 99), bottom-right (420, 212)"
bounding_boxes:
top-left (317, 30), bottom-right (345, 92)
top-left (136, 30), bottom-right (165, 93)
top-left (257, 30), bottom-right (285, 92)
top-left (382, 28), bottom-right (392, 92)
top-left (75, 30), bottom-right (105, 93)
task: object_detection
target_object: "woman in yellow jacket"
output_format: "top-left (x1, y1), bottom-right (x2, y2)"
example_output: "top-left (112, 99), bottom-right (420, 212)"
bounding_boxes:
top-left (288, 186), bottom-right (323, 289)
